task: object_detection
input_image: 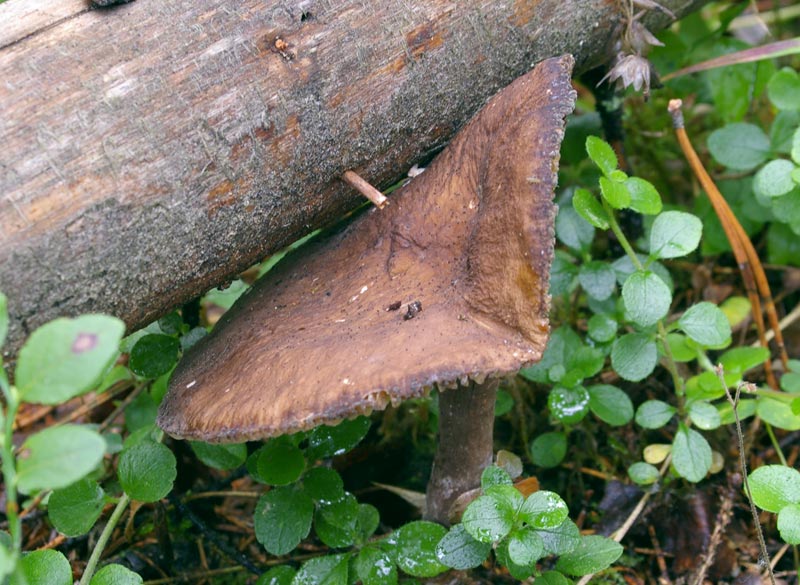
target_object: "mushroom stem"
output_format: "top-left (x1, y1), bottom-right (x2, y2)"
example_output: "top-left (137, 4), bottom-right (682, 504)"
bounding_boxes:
top-left (425, 378), bottom-right (498, 525)
top-left (342, 170), bottom-right (388, 209)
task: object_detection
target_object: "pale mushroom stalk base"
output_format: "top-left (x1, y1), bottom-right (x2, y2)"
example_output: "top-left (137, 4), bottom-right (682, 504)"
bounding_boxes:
top-left (426, 379), bottom-right (498, 525)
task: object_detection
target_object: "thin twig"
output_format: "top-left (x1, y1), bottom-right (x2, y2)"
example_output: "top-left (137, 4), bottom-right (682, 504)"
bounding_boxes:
top-left (342, 170), bottom-right (388, 209)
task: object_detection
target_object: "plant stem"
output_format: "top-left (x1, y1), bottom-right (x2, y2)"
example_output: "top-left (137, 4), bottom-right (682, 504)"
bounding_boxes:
top-left (602, 199), bottom-right (643, 270)
top-left (764, 423), bottom-right (788, 467)
top-left (1, 384), bottom-right (22, 554)
top-left (80, 492), bottom-right (131, 584)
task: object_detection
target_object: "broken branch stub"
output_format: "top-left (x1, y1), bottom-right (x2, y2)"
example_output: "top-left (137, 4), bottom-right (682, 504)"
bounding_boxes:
top-left (157, 55), bottom-right (576, 443)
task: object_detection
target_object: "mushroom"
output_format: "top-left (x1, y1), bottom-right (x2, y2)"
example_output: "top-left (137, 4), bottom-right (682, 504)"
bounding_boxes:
top-left (157, 55), bottom-right (576, 524)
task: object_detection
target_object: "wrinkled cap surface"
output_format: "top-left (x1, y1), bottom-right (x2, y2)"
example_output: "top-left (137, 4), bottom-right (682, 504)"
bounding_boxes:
top-left (158, 55), bottom-right (576, 442)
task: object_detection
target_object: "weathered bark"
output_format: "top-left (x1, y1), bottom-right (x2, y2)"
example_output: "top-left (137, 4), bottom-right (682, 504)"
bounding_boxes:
top-left (0, 0), bottom-right (706, 356)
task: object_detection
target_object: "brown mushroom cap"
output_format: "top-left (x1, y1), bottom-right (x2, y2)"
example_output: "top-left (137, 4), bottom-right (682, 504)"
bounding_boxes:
top-left (157, 55), bottom-right (576, 443)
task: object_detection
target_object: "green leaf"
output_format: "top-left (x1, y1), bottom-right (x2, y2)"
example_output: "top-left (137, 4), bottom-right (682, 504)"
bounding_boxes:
top-left (48, 479), bottom-right (105, 537)
top-left (354, 547), bottom-right (397, 585)
top-left (124, 392), bottom-right (157, 434)
top-left (314, 493), bottom-right (360, 548)
top-left (507, 527), bottom-right (545, 567)
top-left (17, 425), bottom-right (106, 494)
top-left (555, 535), bottom-right (623, 576)
top-left (12, 550), bottom-right (72, 585)
top-left (0, 291), bottom-right (7, 349)
top-left (754, 159), bottom-right (797, 198)
top-left (129, 334), bottom-right (180, 379)
top-left (578, 262), bottom-right (616, 301)
top-left (190, 442), bottom-right (247, 470)
top-left (536, 572), bottom-right (571, 585)
top-left (530, 432), bottom-right (567, 468)
top-left (757, 398), bottom-right (800, 430)
top-left (519, 490), bottom-right (568, 529)
top-left (679, 302), bottom-right (732, 347)
top-left (717, 399), bottom-right (758, 425)
top-left (495, 389), bottom-right (514, 416)
top-left (292, 554), bottom-right (349, 585)
top-left (563, 346), bottom-right (605, 387)
top-left (587, 314), bottom-right (617, 343)
top-left (548, 386), bottom-right (589, 425)
top-left (0, 540), bottom-right (14, 583)
top-left (356, 503), bottom-right (380, 542)
top-left (520, 327), bottom-right (582, 384)
top-left (302, 467), bottom-right (345, 504)
top-left (118, 441), bottom-right (177, 502)
top-left (719, 347), bottom-right (770, 374)
top-left (572, 188), bottom-right (609, 229)
top-left (588, 384), bottom-right (633, 426)
top-left (772, 110), bottom-right (800, 153)
top-left (394, 521), bottom-right (448, 578)
top-left (625, 177), bottom-right (662, 215)
top-left (611, 333), bottom-right (657, 382)
top-left (585, 136), bottom-right (618, 176)
top-left (792, 127), bottom-right (800, 165)
top-left (622, 270), bottom-right (671, 327)
top-left (254, 487), bottom-right (313, 555)
top-left (256, 565), bottom-right (296, 585)
top-left (672, 426), bottom-right (712, 482)
top-left (635, 400), bottom-right (676, 429)
top-left (495, 539), bottom-right (535, 580)
top-left (768, 221), bottom-right (800, 266)
top-left (768, 67), bottom-right (800, 110)
top-left (538, 518), bottom-right (581, 556)
top-left (665, 333), bottom-right (696, 362)
top-left (649, 211), bottom-right (702, 259)
top-left (707, 123), bottom-right (770, 170)
top-left (555, 206), bottom-right (595, 252)
top-left (777, 504), bottom-right (800, 544)
top-left (255, 438), bottom-right (306, 486)
top-left (463, 491), bottom-right (517, 543)
top-left (688, 401), bottom-right (722, 430)
top-left (481, 465), bottom-right (512, 490)
top-left (612, 254), bottom-right (673, 290)
top-left (435, 524), bottom-right (491, 570)
top-left (15, 315), bottom-right (125, 404)
top-left (599, 176), bottom-right (631, 209)
top-left (306, 417), bottom-right (370, 460)
top-left (748, 465), bottom-right (800, 513)
top-left (90, 564), bottom-right (143, 585)
top-left (550, 252), bottom-right (579, 297)
top-left (628, 462), bottom-right (660, 486)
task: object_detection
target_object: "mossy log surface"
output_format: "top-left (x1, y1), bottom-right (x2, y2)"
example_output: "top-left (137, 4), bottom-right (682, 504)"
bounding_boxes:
top-left (0, 0), bottom-right (705, 356)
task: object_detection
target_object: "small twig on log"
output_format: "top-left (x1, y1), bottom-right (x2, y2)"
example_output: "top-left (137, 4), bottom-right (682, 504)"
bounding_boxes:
top-left (342, 170), bottom-right (388, 209)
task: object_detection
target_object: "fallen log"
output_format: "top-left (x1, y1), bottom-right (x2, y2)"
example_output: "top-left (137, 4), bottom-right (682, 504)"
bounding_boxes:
top-left (0, 0), bottom-right (706, 357)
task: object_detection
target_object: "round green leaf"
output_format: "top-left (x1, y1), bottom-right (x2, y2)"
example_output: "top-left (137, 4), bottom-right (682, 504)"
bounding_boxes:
top-left (599, 176), bottom-right (631, 209)
top-left (90, 564), bottom-right (143, 585)
top-left (672, 426), bottom-right (712, 482)
top-left (649, 211), bottom-right (702, 259)
top-left (586, 136), bottom-right (618, 176)
top-left (129, 334), bottom-right (180, 379)
top-left (635, 400), bottom-right (676, 429)
top-left (622, 270), bottom-right (671, 327)
top-left (719, 346), bottom-right (770, 374)
top-left (550, 252), bottom-right (579, 297)
top-left (118, 441), bottom-right (176, 502)
top-left (666, 333), bottom-right (696, 362)
top-left (256, 565), bottom-right (296, 585)
top-left (707, 123), bottom-right (770, 170)
top-left (463, 493), bottom-right (516, 543)
top-left (563, 346), bottom-right (605, 386)
top-left (578, 261), bottom-right (616, 301)
top-left (538, 518), bottom-right (581, 556)
top-left (302, 467), bottom-right (345, 504)
top-left (394, 521), bottom-right (448, 578)
top-left (355, 547), bottom-right (397, 585)
top-left (356, 503), bottom-right (380, 542)
top-left (556, 206), bottom-right (595, 252)
top-left (588, 384), bottom-right (633, 426)
top-left (611, 333), bottom-right (657, 382)
top-left (254, 487), bottom-right (313, 555)
top-left (555, 535), bottom-right (623, 576)
top-left (17, 425), bottom-right (106, 494)
top-left (588, 314), bottom-right (617, 343)
top-left (572, 188), bottom-right (609, 229)
top-left (435, 524), bottom-right (491, 570)
top-left (519, 490), bottom-right (568, 529)
top-left (15, 315), bottom-right (125, 404)
top-left (628, 462), bottom-right (660, 486)
top-left (754, 159), bottom-right (797, 198)
top-left (536, 572), bottom-right (571, 585)
top-left (748, 465), bottom-right (800, 513)
top-left (14, 550), bottom-right (71, 585)
top-left (306, 417), bottom-right (370, 459)
top-left (495, 539), bottom-right (535, 580)
top-left (678, 302), bottom-right (731, 347)
top-left (548, 386), bottom-right (589, 425)
top-left (256, 439), bottom-right (305, 486)
top-left (48, 479), bottom-right (105, 536)
top-left (612, 254), bottom-right (673, 290)
top-left (768, 67), bottom-right (800, 111)
top-left (481, 465), bottom-right (512, 490)
top-left (507, 527), bottom-right (545, 567)
top-left (688, 401), bottom-right (721, 430)
top-left (778, 503), bottom-right (800, 544)
top-left (314, 493), bottom-right (359, 548)
top-left (625, 177), bottom-right (662, 215)
top-left (190, 442), bottom-right (247, 470)
top-left (757, 397), bottom-right (800, 430)
top-left (293, 554), bottom-right (349, 585)
top-left (530, 432), bottom-right (567, 468)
